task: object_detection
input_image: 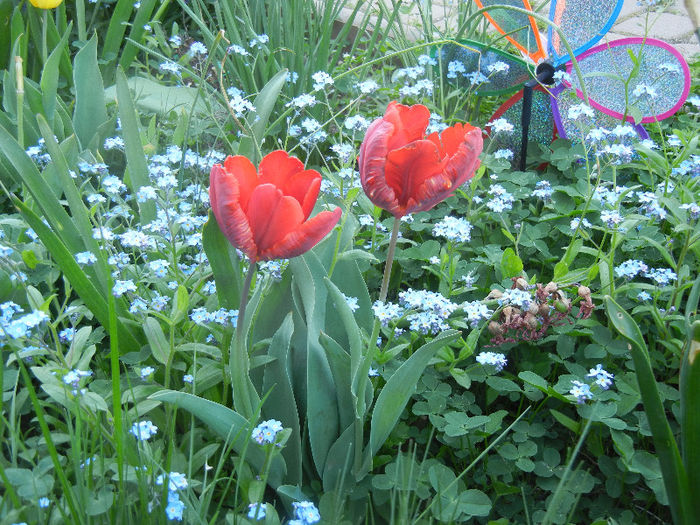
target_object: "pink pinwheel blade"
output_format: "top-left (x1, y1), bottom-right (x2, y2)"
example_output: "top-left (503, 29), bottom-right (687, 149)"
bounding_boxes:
top-left (564, 38), bottom-right (691, 123)
top-left (547, 0), bottom-right (624, 66)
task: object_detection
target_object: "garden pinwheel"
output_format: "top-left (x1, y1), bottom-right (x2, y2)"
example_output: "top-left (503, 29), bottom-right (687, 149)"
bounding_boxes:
top-left (441, 0), bottom-right (691, 169)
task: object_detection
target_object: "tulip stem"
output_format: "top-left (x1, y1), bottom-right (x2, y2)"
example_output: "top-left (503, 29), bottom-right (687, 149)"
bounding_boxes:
top-left (379, 217), bottom-right (401, 303)
top-left (232, 259), bottom-right (257, 419)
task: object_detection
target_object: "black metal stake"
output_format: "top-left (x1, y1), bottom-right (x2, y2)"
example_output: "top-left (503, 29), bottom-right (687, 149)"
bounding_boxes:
top-left (519, 62), bottom-right (555, 171)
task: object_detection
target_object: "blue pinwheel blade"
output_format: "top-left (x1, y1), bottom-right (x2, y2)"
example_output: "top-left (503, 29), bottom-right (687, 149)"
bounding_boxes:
top-left (564, 38), bottom-right (691, 123)
top-left (438, 40), bottom-right (532, 96)
top-left (547, 0), bottom-right (624, 66)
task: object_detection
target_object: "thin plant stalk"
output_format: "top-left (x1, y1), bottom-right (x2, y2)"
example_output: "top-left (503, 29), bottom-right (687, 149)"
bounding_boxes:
top-left (379, 217), bottom-right (401, 303)
top-left (15, 57), bottom-right (24, 149)
top-left (232, 259), bottom-right (257, 419)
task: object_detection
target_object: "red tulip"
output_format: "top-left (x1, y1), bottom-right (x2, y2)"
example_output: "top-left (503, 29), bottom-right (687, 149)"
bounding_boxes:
top-left (209, 150), bottom-right (341, 261)
top-left (358, 101), bottom-right (483, 218)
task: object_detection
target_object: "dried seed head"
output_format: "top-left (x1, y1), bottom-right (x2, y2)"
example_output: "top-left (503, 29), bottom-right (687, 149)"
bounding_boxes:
top-left (515, 278), bottom-right (529, 290)
top-left (544, 282), bottom-right (558, 295)
top-left (488, 321), bottom-right (505, 336)
top-left (486, 289), bottom-right (503, 300)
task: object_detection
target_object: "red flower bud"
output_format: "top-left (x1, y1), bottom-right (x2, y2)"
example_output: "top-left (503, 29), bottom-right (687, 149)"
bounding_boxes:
top-left (209, 151), bottom-right (341, 261)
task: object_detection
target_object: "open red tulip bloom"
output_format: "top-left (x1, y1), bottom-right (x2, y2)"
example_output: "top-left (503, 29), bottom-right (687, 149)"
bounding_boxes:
top-left (209, 150), bottom-right (341, 262)
top-left (359, 101), bottom-right (483, 218)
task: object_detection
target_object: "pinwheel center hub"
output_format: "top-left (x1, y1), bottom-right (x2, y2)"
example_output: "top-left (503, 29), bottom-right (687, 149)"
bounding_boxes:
top-left (534, 62), bottom-right (555, 86)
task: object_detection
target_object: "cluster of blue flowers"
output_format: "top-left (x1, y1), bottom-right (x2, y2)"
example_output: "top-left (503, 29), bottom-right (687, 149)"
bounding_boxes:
top-left (156, 472), bottom-right (188, 521)
top-left (399, 289), bottom-right (458, 335)
top-left (614, 259), bottom-right (677, 286)
top-left (130, 420), bottom-right (158, 441)
top-left (0, 302), bottom-right (48, 342)
top-left (476, 351), bottom-right (507, 372)
top-left (432, 216), bottom-right (473, 243)
top-left (189, 307), bottom-right (239, 327)
top-left (252, 419), bottom-right (284, 445)
top-left (289, 501), bottom-right (321, 524)
top-left (569, 364), bottom-right (615, 404)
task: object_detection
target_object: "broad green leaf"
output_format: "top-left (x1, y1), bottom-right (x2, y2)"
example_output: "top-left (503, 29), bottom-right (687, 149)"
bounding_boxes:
top-left (73, 35), bottom-right (108, 149)
top-left (262, 313), bottom-right (302, 485)
top-left (500, 248), bottom-right (523, 279)
top-left (104, 76), bottom-right (216, 116)
top-left (605, 296), bottom-right (693, 524)
top-left (170, 285), bottom-right (189, 325)
top-left (319, 333), bottom-right (355, 432)
top-left (291, 254), bottom-right (339, 474)
top-left (116, 67), bottom-right (156, 225)
top-left (149, 390), bottom-right (286, 488)
top-left (143, 318), bottom-right (170, 365)
top-left (518, 370), bottom-right (548, 391)
top-left (322, 425), bottom-right (355, 493)
top-left (102, 0), bottom-right (136, 64)
top-left (549, 409), bottom-right (580, 433)
top-left (324, 278), bottom-right (363, 396)
top-left (367, 330), bottom-right (459, 460)
top-left (202, 212), bottom-right (241, 310)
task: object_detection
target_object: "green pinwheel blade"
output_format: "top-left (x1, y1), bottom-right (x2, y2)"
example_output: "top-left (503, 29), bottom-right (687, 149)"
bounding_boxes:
top-left (437, 39), bottom-right (530, 96)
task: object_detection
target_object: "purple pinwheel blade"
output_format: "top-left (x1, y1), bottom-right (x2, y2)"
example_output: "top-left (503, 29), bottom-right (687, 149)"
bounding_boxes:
top-left (475, 0), bottom-right (546, 62)
top-left (551, 83), bottom-right (649, 151)
top-left (486, 86), bottom-right (556, 165)
top-left (565, 38), bottom-right (691, 123)
top-left (547, 0), bottom-right (624, 66)
top-left (439, 40), bottom-right (531, 96)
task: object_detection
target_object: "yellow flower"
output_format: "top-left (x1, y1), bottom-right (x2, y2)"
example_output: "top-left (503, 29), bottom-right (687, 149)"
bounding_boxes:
top-left (29, 0), bottom-right (64, 8)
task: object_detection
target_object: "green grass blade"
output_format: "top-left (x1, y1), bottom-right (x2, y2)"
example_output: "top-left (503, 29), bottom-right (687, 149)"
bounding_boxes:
top-left (148, 390), bottom-right (286, 488)
top-left (680, 320), bottom-right (700, 517)
top-left (117, 0), bottom-right (157, 70)
top-left (14, 354), bottom-right (82, 523)
top-left (0, 122), bottom-right (83, 252)
top-left (40, 21), bottom-right (71, 126)
top-left (12, 197), bottom-right (140, 353)
top-left (238, 68), bottom-right (288, 163)
top-left (35, 113), bottom-right (112, 293)
top-left (115, 67), bottom-right (156, 225)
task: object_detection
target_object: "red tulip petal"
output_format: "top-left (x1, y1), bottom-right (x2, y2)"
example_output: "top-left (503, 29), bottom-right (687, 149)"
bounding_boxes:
top-left (359, 118), bottom-right (400, 215)
top-left (210, 163), bottom-right (257, 260)
top-left (283, 169), bottom-right (321, 219)
top-left (443, 126), bottom-right (483, 188)
top-left (247, 184), bottom-right (305, 255)
top-left (383, 102), bottom-right (430, 152)
top-left (384, 140), bottom-right (445, 214)
top-left (223, 156), bottom-right (259, 212)
top-left (262, 207), bottom-right (342, 260)
top-left (258, 150), bottom-right (306, 189)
